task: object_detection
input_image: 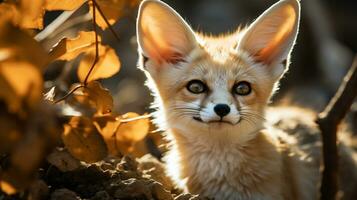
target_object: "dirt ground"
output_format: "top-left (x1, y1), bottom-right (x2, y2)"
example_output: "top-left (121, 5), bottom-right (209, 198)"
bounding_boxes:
top-left (0, 152), bottom-right (210, 200)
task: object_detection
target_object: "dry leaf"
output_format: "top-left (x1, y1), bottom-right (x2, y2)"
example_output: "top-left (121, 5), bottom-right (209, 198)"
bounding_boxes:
top-left (93, 115), bottom-right (121, 155)
top-left (0, 61), bottom-right (43, 113)
top-left (0, 21), bottom-right (46, 113)
top-left (0, 0), bottom-right (45, 29)
top-left (0, 20), bottom-right (49, 69)
top-left (49, 31), bottom-right (102, 61)
top-left (19, 0), bottom-right (45, 29)
top-left (91, 0), bottom-right (141, 29)
top-left (116, 113), bottom-right (150, 154)
top-left (0, 3), bottom-right (20, 25)
top-left (45, 0), bottom-right (86, 11)
top-left (49, 31), bottom-right (120, 82)
top-left (62, 116), bottom-right (108, 163)
top-left (117, 113), bottom-right (150, 141)
top-left (74, 81), bottom-right (114, 115)
top-left (77, 46), bottom-right (120, 82)
top-left (0, 180), bottom-right (17, 195)
top-left (93, 113), bottom-right (150, 156)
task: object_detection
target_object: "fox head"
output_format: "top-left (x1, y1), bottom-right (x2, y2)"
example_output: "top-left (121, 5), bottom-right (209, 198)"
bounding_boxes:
top-left (136, 0), bottom-right (300, 143)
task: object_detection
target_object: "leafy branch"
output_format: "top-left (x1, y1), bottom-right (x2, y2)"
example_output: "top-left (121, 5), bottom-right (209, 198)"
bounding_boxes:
top-left (54, 0), bottom-right (120, 102)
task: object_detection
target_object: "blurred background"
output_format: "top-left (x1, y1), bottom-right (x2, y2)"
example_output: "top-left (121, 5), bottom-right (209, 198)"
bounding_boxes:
top-left (43, 0), bottom-right (357, 133)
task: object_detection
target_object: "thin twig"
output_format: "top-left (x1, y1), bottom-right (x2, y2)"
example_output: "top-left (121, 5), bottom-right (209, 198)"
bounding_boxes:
top-left (83, 0), bottom-right (100, 85)
top-left (92, 0), bottom-right (121, 42)
top-left (120, 114), bottom-right (152, 123)
top-left (317, 56), bottom-right (357, 200)
top-left (54, 84), bottom-right (84, 104)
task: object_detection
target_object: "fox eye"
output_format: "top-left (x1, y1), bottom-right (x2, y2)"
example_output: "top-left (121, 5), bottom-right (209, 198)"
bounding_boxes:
top-left (186, 80), bottom-right (207, 94)
top-left (233, 81), bottom-right (251, 96)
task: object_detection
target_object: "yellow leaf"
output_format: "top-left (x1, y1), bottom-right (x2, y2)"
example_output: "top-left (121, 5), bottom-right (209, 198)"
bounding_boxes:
top-left (0, 0), bottom-right (45, 29)
top-left (90, 0), bottom-right (141, 29)
top-left (0, 3), bottom-right (20, 26)
top-left (77, 46), bottom-right (120, 82)
top-left (19, 0), bottom-right (45, 29)
top-left (73, 81), bottom-right (114, 115)
top-left (93, 115), bottom-right (121, 155)
top-left (0, 20), bottom-right (49, 69)
top-left (49, 31), bottom-right (102, 61)
top-left (0, 21), bottom-right (45, 113)
top-left (115, 113), bottom-right (150, 154)
top-left (118, 113), bottom-right (150, 142)
top-left (0, 181), bottom-right (17, 195)
top-left (45, 0), bottom-right (86, 11)
top-left (48, 31), bottom-right (120, 81)
top-left (62, 116), bottom-right (108, 163)
top-left (0, 61), bottom-right (43, 113)
top-left (93, 113), bottom-right (150, 156)
top-left (67, 81), bottom-right (113, 116)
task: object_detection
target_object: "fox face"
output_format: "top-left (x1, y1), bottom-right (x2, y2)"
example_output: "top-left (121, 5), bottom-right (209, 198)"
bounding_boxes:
top-left (137, 0), bottom-right (300, 142)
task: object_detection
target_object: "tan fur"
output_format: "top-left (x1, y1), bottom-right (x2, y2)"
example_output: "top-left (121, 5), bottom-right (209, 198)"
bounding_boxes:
top-left (136, 0), bottom-right (356, 199)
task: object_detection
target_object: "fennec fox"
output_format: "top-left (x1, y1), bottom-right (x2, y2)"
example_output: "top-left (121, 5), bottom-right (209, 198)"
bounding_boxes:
top-left (136, 0), bottom-right (356, 199)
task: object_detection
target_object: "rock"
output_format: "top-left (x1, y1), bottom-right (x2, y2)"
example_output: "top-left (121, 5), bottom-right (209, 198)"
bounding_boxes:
top-left (174, 193), bottom-right (211, 200)
top-left (90, 191), bottom-right (111, 200)
top-left (28, 180), bottom-right (49, 200)
top-left (117, 155), bottom-right (138, 171)
top-left (150, 181), bottom-right (173, 200)
top-left (138, 154), bottom-right (174, 191)
top-left (113, 178), bottom-right (173, 200)
top-left (51, 188), bottom-right (80, 200)
top-left (47, 148), bottom-right (81, 172)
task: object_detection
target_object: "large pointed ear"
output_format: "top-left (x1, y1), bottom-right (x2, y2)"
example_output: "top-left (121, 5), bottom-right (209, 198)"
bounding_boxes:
top-left (136, 0), bottom-right (197, 65)
top-left (238, 0), bottom-right (300, 77)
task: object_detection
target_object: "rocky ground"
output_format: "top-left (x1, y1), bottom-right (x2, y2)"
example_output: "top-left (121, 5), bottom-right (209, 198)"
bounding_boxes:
top-left (0, 152), bottom-right (209, 200)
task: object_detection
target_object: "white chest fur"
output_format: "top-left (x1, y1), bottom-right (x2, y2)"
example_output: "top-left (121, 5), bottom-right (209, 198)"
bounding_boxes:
top-left (165, 132), bottom-right (285, 200)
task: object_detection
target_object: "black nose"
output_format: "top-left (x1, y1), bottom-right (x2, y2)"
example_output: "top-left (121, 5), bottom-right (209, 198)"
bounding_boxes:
top-left (214, 104), bottom-right (230, 117)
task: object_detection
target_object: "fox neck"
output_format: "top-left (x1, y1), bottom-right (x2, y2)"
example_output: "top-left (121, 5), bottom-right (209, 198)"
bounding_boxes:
top-left (165, 127), bottom-right (283, 198)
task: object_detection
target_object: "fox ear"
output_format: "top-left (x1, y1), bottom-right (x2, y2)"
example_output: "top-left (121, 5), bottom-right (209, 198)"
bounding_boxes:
top-left (238, 0), bottom-right (300, 76)
top-left (137, 0), bottom-right (197, 65)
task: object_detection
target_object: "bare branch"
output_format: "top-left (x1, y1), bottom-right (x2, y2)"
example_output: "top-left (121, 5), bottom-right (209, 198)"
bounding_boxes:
top-left (92, 0), bottom-right (120, 42)
top-left (317, 56), bottom-right (357, 200)
top-left (120, 114), bottom-right (152, 123)
top-left (54, 84), bottom-right (84, 104)
top-left (83, 0), bottom-right (100, 86)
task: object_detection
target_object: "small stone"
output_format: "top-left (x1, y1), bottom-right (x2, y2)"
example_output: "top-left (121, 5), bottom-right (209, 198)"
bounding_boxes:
top-left (28, 180), bottom-right (49, 200)
top-left (51, 188), bottom-right (81, 200)
top-left (90, 191), bottom-right (111, 200)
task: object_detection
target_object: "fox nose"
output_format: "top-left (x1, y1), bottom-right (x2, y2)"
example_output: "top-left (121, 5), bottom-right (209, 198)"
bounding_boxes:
top-left (214, 104), bottom-right (230, 117)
